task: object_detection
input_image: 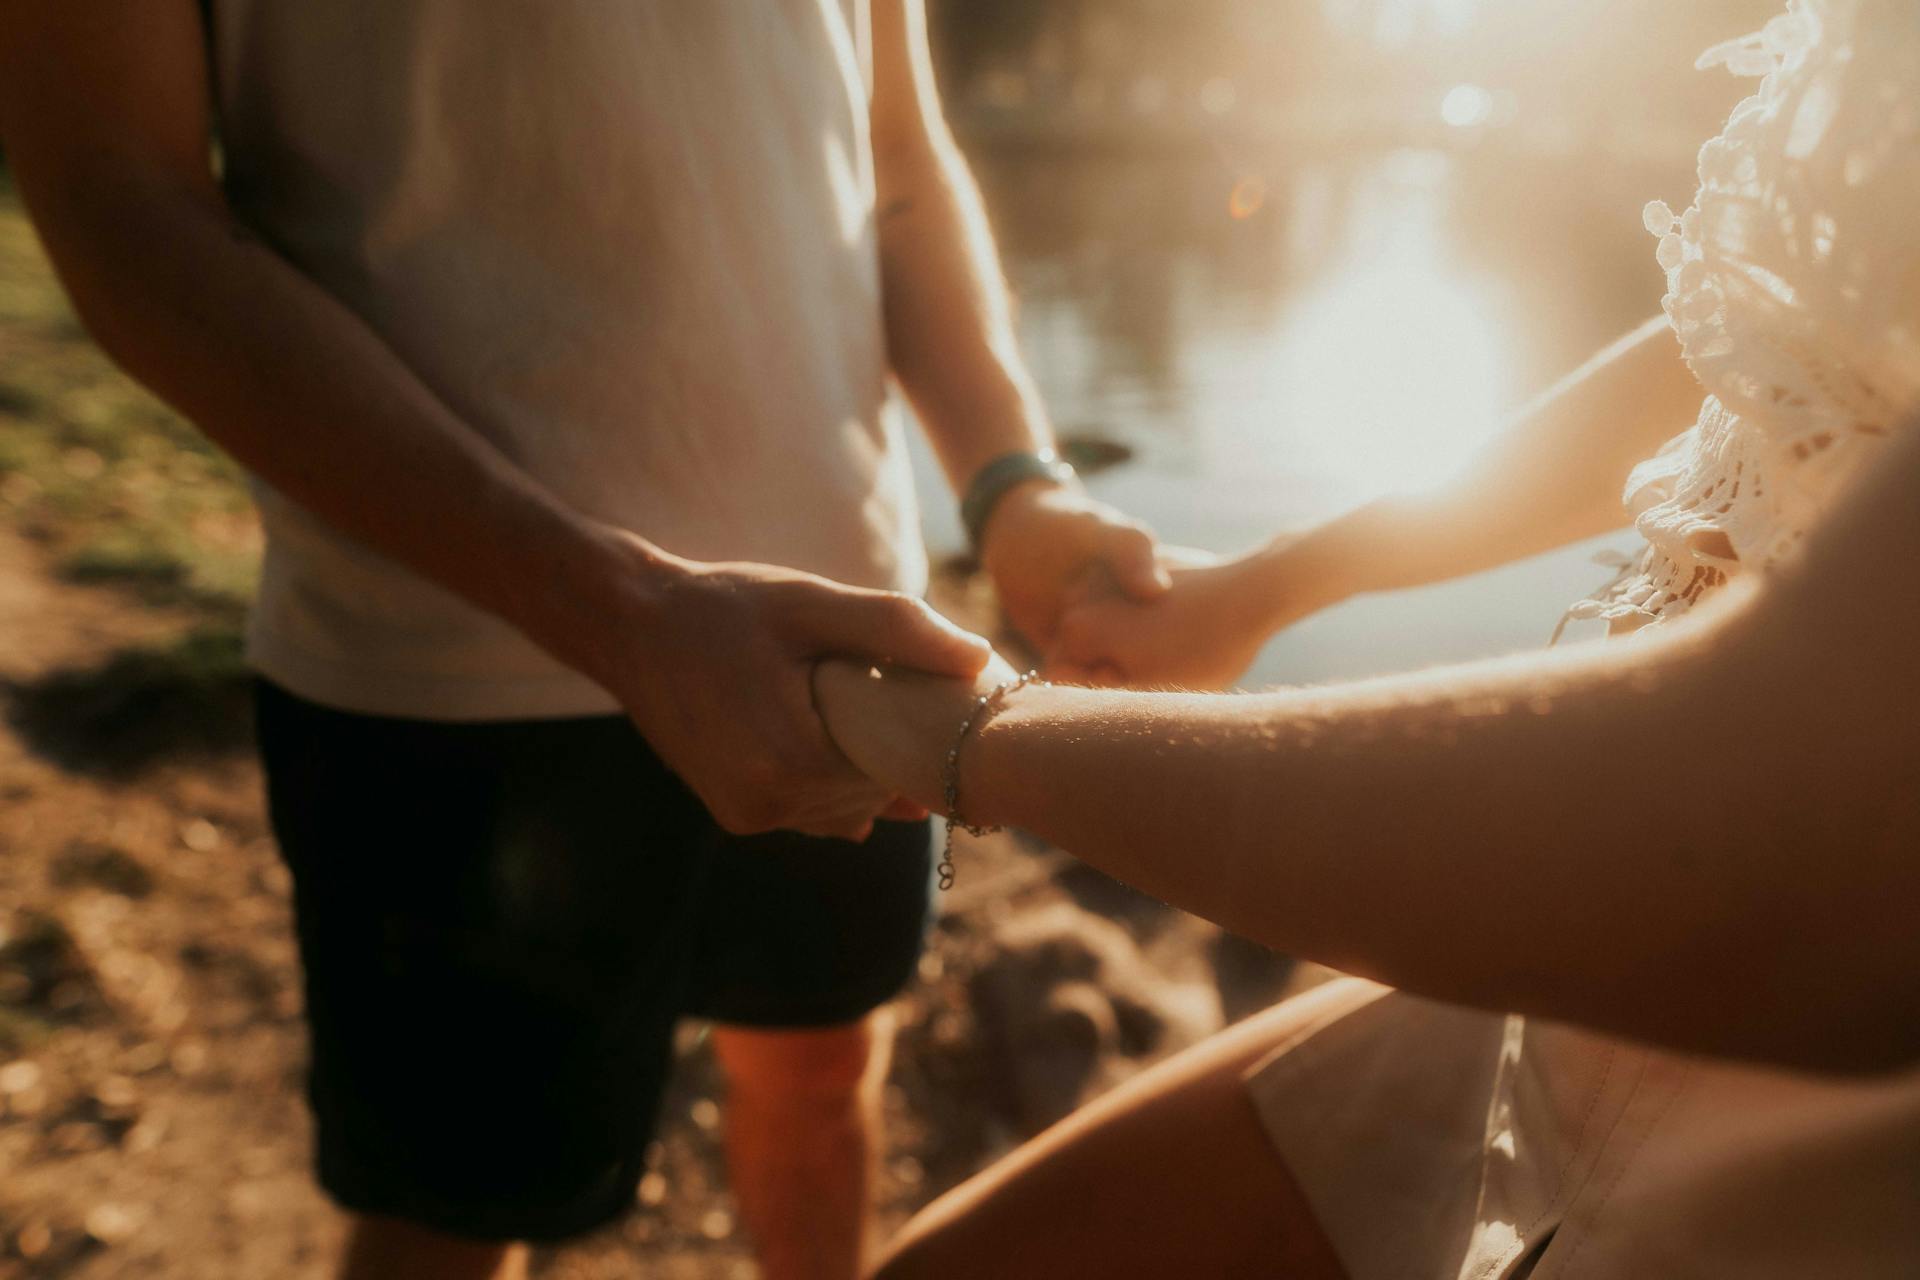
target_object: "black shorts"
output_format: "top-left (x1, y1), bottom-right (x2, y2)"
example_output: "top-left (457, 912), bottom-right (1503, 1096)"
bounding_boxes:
top-left (255, 679), bottom-right (933, 1243)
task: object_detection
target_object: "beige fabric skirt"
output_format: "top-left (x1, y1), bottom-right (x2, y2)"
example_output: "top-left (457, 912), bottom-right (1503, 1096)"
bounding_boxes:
top-left (1243, 980), bottom-right (1920, 1279)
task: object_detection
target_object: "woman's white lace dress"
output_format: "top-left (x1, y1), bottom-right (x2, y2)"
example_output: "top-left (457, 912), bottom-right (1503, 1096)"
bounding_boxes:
top-left (1246, 4), bottom-right (1920, 1277)
top-left (1568, 0), bottom-right (1920, 630)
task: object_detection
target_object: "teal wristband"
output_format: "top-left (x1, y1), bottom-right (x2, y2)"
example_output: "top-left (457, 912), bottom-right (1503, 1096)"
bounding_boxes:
top-left (960, 449), bottom-right (1077, 554)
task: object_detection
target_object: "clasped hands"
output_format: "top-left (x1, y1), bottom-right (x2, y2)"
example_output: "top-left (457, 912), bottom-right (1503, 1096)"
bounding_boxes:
top-left (607, 480), bottom-right (1285, 840)
top-left (803, 487), bottom-right (1297, 831)
top-left (811, 540), bottom-right (1289, 820)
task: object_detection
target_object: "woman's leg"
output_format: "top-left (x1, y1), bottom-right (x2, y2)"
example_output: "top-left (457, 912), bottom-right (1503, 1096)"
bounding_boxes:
top-left (873, 977), bottom-right (1383, 1280)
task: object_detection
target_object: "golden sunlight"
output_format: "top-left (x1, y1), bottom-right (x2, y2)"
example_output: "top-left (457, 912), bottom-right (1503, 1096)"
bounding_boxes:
top-left (1270, 163), bottom-right (1508, 497)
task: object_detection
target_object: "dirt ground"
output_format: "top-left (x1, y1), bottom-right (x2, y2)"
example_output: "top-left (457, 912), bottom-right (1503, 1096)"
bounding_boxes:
top-left (0, 526), bottom-right (1315, 1279)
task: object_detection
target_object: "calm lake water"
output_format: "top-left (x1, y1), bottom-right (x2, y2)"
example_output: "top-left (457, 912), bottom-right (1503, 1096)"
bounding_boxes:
top-left (909, 140), bottom-right (1706, 685)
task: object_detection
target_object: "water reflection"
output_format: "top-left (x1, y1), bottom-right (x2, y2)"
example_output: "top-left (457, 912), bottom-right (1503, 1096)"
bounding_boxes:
top-left (1250, 152), bottom-right (1510, 496)
top-left (910, 140), bottom-right (1701, 682)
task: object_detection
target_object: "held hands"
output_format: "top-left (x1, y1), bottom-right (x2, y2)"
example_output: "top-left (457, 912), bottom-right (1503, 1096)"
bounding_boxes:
top-left (807, 541), bottom-right (1328, 826)
top-left (1046, 539), bottom-right (1340, 689)
top-left (1046, 547), bottom-right (1269, 689)
top-left (978, 481), bottom-right (1171, 650)
top-left (976, 477), bottom-right (1333, 691)
top-left (671, 474), bottom-right (1157, 834)
top-left (578, 484), bottom-right (1323, 837)
top-left (802, 524), bottom-right (1333, 829)
top-left (581, 530), bottom-right (992, 841)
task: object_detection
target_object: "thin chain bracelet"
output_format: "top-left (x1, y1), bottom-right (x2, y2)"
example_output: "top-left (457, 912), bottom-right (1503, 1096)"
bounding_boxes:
top-left (936, 669), bottom-right (1045, 890)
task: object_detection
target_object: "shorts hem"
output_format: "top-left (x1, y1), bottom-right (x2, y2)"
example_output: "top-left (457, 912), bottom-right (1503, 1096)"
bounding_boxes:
top-left (702, 968), bottom-right (918, 1031)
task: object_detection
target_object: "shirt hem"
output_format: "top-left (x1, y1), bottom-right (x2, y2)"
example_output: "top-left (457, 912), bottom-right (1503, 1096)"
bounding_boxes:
top-left (246, 628), bottom-right (622, 722)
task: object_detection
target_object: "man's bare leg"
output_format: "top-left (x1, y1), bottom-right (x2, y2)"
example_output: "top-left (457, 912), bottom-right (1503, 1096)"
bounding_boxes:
top-left (711, 1012), bottom-right (891, 1280)
top-left (339, 1214), bottom-right (526, 1280)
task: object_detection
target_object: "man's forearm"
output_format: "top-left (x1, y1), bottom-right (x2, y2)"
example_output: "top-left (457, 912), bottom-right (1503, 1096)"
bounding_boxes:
top-left (1247, 316), bottom-right (1706, 626)
top-left (875, 134), bottom-right (1054, 490)
top-left (869, 0), bottom-right (1053, 490)
top-left (21, 165), bottom-right (652, 685)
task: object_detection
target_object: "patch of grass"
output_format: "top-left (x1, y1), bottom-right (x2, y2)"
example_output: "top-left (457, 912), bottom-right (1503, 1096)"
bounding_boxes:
top-left (59, 541), bottom-right (190, 589)
top-left (57, 526), bottom-right (253, 622)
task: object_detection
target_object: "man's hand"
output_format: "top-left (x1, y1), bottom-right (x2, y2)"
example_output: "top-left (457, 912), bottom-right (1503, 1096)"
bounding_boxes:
top-left (978, 481), bottom-right (1170, 649)
top-left (578, 531), bottom-right (992, 841)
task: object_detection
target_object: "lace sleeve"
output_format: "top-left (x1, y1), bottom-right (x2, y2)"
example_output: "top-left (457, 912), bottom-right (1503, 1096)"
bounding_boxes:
top-left (1567, 0), bottom-right (1920, 633)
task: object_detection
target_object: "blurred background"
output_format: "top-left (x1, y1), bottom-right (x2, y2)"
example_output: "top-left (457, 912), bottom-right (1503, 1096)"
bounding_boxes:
top-left (0, 2), bottom-right (1778, 1277)
top-left (918, 0), bottom-right (1775, 681)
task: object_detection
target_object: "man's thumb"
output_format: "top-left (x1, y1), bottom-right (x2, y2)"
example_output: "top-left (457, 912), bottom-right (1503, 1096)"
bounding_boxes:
top-left (819, 592), bottom-right (992, 678)
top-left (1104, 524), bottom-right (1173, 600)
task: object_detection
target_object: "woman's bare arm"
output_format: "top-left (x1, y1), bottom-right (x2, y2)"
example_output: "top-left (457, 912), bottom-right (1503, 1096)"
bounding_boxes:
top-left (1051, 317), bottom-right (1706, 683)
top-left (820, 421), bottom-right (1920, 1074)
top-left (1267, 314), bottom-right (1704, 612)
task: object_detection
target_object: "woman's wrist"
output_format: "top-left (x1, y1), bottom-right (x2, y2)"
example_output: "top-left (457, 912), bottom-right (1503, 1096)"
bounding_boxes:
top-left (1246, 496), bottom-right (1422, 629)
top-left (957, 680), bottom-right (1086, 832)
top-left (1242, 525), bottom-right (1359, 632)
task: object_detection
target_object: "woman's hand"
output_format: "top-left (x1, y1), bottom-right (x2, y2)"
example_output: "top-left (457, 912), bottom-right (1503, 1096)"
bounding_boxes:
top-left (1047, 543), bottom-right (1322, 689)
top-left (814, 651), bottom-right (1022, 812)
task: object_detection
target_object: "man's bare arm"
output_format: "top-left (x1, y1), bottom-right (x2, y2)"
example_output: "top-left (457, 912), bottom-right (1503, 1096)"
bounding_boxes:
top-left (0, 4), bottom-right (614, 658)
top-left (867, 0), bottom-right (1051, 490)
top-left (0, 0), bottom-right (989, 838)
top-left (866, 0), bottom-right (1169, 646)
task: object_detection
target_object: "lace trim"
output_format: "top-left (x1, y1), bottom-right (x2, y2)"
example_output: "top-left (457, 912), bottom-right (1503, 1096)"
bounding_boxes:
top-left (1569, 0), bottom-right (1920, 634)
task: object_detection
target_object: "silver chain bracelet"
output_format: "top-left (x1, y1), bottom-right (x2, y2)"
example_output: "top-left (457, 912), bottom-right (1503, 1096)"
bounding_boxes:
top-left (936, 668), bottom-right (1045, 890)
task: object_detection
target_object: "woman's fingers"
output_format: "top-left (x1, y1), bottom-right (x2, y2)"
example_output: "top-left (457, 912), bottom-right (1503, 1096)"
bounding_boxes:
top-left (1098, 520), bottom-right (1173, 600)
top-left (1050, 596), bottom-right (1134, 674)
top-left (813, 659), bottom-right (1002, 809)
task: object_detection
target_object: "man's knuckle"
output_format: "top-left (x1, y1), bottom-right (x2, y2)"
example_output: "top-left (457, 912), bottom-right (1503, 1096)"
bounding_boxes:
top-left (711, 798), bottom-right (763, 836)
top-left (739, 792), bottom-right (788, 832)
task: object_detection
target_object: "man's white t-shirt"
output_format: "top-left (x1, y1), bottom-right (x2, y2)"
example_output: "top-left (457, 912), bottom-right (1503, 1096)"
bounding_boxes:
top-left (207, 0), bottom-right (926, 720)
